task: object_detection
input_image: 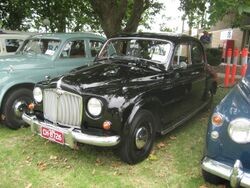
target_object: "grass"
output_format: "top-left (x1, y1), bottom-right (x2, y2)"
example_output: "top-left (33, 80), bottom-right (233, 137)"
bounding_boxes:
top-left (0, 87), bottom-right (230, 188)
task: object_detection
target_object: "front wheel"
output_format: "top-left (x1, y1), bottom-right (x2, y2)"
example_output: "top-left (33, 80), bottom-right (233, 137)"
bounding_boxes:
top-left (2, 88), bottom-right (33, 129)
top-left (118, 110), bottom-right (156, 164)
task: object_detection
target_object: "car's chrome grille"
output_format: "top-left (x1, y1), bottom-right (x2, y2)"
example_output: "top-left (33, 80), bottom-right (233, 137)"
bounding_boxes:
top-left (43, 89), bottom-right (82, 127)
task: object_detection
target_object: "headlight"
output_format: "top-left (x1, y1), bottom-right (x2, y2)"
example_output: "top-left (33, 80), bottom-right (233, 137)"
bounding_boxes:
top-left (87, 98), bottom-right (102, 117)
top-left (228, 118), bottom-right (250, 143)
top-left (33, 87), bottom-right (43, 103)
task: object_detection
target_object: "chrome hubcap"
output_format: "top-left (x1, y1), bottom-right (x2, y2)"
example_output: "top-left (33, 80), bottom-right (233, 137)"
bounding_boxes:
top-left (14, 100), bottom-right (27, 117)
top-left (135, 127), bottom-right (149, 149)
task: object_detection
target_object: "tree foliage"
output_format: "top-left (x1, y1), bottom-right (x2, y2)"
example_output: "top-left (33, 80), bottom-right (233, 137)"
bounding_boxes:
top-left (0, 0), bottom-right (162, 36)
top-left (208, 0), bottom-right (250, 27)
top-left (179, 0), bottom-right (250, 33)
top-left (0, 0), bottom-right (32, 31)
top-left (179, 0), bottom-right (207, 34)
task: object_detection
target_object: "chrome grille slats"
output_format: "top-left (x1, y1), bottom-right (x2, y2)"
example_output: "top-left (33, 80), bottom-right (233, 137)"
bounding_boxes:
top-left (44, 90), bottom-right (57, 123)
top-left (43, 89), bottom-right (82, 127)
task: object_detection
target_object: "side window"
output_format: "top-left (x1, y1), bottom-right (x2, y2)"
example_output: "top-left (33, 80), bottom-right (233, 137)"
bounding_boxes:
top-left (173, 43), bottom-right (191, 69)
top-left (60, 40), bottom-right (85, 58)
top-left (90, 40), bottom-right (103, 57)
top-left (191, 42), bottom-right (204, 64)
top-left (5, 39), bottom-right (23, 53)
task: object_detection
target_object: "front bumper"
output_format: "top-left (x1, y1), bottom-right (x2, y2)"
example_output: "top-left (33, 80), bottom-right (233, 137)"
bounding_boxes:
top-left (22, 113), bottom-right (120, 148)
top-left (202, 157), bottom-right (250, 187)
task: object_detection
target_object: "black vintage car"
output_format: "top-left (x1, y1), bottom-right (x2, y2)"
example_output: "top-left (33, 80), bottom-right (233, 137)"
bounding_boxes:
top-left (23, 33), bottom-right (217, 164)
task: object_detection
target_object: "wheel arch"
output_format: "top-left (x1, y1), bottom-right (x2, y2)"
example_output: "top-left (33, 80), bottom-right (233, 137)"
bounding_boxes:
top-left (0, 83), bottom-right (35, 113)
top-left (122, 96), bottom-right (164, 134)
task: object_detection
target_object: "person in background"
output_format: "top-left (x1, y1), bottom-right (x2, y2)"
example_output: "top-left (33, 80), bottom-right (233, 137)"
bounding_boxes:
top-left (200, 30), bottom-right (211, 48)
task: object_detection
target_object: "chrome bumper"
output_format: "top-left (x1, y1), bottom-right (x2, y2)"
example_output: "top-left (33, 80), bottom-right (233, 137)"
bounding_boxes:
top-left (202, 157), bottom-right (250, 188)
top-left (22, 113), bottom-right (120, 148)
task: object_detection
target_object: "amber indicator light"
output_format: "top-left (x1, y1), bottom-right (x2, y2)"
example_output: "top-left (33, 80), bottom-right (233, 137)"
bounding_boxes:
top-left (212, 114), bottom-right (223, 126)
top-left (28, 103), bottom-right (35, 111)
top-left (103, 121), bottom-right (111, 130)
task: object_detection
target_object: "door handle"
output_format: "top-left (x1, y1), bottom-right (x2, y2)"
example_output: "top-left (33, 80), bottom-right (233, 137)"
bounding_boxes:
top-left (191, 71), bottom-right (199, 75)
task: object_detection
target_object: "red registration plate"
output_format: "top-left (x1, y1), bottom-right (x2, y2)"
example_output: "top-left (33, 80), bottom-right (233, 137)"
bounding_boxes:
top-left (41, 126), bottom-right (64, 144)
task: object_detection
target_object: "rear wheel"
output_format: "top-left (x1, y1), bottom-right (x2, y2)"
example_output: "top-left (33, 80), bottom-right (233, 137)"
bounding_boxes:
top-left (118, 110), bottom-right (156, 164)
top-left (2, 88), bottom-right (33, 129)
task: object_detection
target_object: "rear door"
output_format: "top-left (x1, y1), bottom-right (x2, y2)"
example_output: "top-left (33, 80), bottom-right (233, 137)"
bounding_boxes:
top-left (162, 40), bottom-right (206, 128)
top-left (188, 40), bottom-right (207, 110)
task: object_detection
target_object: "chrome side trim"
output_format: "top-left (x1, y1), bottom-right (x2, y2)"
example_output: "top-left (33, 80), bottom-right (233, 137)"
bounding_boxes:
top-left (202, 157), bottom-right (250, 187)
top-left (23, 113), bottom-right (120, 148)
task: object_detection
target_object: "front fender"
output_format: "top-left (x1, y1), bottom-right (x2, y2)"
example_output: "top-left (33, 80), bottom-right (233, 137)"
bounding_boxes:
top-left (122, 95), bottom-right (163, 133)
top-left (0, 72), bottom-right (44, 108)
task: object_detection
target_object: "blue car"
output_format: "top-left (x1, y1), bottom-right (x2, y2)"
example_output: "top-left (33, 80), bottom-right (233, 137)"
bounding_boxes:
top-left (202, 63), bottom-right (250, 187)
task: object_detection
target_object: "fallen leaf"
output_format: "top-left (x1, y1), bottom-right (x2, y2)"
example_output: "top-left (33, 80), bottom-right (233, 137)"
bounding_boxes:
top-left (63, 158), bottom-right (68, 163)
top-left (95, 158), bottom-right (104, 166)
top-left (111, 162), bottom-right (121, 168)
top-left (92, 169), bottom-right (96, 175)
top-left (25, 183), bottom-right (32, 188)
top-left (65, 165), bottom-right (71, 169)
top-left (37, 161), bottom-right (47, 171)
top-left (157, 173), bottom-right (165, 177)
top-left (199, 185), bottom-right (208, 188)
top-left (44, 140), bottom-right (51, 145)
top-left (156, 142), bottom-right (166, 149)
top-left (113, 171), bottom-right (122, 176)
top-left (170, 136), bottom-right (177, 140)
top-left (50, 155), bottom-right (58, 160)
top-left (148, 153), bottom-right (158, 161)
top-left (26, 156), bottom-right (32, 161)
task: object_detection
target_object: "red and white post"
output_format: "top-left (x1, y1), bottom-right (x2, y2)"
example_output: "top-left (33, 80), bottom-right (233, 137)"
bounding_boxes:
top-left (224, 48), bottom-right (232, 87)
top-left (241, 48), bottom-right (248, 77)
top-left (230, 48), bottom-right (238, 86)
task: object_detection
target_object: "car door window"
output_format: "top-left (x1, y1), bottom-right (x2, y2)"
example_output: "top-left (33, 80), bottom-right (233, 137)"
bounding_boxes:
top-left (173, 43), bottom-right (191, 69)
top-left (60, 40), bottom-right (85, 58)
top-left (5, 39), bottom-right (23, 53)
top-left (90, 40), bottom-right (103, 57)
top-left (191, 42), bottom-right (204, 64)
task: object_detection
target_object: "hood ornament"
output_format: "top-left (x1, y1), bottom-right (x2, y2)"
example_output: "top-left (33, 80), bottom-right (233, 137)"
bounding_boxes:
top-left (57, 76), bottom-right (63, 89)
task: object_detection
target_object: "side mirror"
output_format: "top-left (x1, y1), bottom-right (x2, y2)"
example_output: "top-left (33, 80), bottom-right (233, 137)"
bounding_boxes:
top-left (206, 48), bottom-right (222, 66)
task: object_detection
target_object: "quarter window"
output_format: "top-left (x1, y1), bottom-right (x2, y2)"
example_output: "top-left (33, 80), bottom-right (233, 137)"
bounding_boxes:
top-left (60, 40), bottom-right (85, 58)
top-left (5, 39), bottom-right (23, 52)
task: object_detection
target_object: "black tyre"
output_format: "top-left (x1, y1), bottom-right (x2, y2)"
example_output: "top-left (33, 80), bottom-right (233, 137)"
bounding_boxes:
top-left (202, 169), bottom-right (224, 185)
top-left (118, 110), bottom-right (156, 164)
top-left (2, 88), bottom-right (33, 129)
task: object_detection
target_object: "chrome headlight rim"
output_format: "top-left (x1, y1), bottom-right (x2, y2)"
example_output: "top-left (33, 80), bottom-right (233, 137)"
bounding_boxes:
top-left (228, 118), bottom-right (250, 144)
top-left (33, 87), bottom-right (43, 103)
top-left (87, 97), bottom-right (103, 117)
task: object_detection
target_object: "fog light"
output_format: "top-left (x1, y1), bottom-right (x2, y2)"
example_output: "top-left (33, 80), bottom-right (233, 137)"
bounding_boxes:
top-left (103, 121), bottom-right (111, 130)
top-left (211, 131), bottom-right (219, 140)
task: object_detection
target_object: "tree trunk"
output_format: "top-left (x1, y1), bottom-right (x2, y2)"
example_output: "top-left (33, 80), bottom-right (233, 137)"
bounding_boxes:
top-left (88, 0), bottom-right (150, 38)
top-left (89, 0), bottom-right (128, 38)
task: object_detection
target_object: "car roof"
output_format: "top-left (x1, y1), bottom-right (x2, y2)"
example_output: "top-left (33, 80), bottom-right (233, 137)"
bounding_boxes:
top-left (115, 32), bottom-right (201, 44)
top-left (31, 32), bottom-right (106, 40)
top-left (0, 33), bottom-right (31, 38)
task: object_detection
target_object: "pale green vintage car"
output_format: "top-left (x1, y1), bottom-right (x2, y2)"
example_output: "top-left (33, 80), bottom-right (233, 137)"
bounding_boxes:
top-left (0, 32), bottom-right (106, 129)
